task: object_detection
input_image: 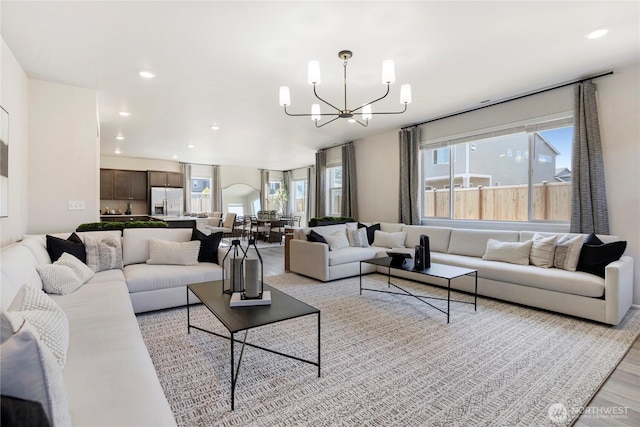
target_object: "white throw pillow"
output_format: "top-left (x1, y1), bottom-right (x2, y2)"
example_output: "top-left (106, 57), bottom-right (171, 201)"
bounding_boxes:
top-left (84, 235), bottom-right (124, 272)
top-left (372, 230), bottom-right (407, 249)
top-left (0, 323), bottom-right (72, 427)
top-left (147, 239), bottom-right (201, 265)
top-left (529, 234), bottom-right (557, 268)
top-left (482, 239), bottom-right (533, 265)
top-left (324, 231), bottom-right (350, 251)
top-left (554, 234), bottom-right (584, 271)
top-left (7, 285), bottom-right (69, 367)
top-left (347, 227), bottom-right (370, 248)
top-left (36, 252), bottom-right (94, 295)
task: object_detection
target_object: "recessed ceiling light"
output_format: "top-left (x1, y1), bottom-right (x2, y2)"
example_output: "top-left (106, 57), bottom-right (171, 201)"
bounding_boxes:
top-left (187, 143), bottom-right (195, 148)
top-left (585, 28), bottom-right (608, 39)
top-left (139, 70), bottom-right (156, 79)
top-left (172, 154), bottom-right (179, 159)
top-left (119, 111), bottom-right (130, 117)
top-left (115, 135), bottom-right (125, 140)
top-left (347, 118), bottom-right (356, 123)
top-left (209, 125), bottom-right (220, 130)
top-left (114, 148), bottom-right (122, 154)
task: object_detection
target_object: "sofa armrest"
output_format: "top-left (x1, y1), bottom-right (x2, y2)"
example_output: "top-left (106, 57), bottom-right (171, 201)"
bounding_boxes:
top-left (289, 239), bottom-right (330, 281)
top-left (604, 255), bottom-right (634, 325)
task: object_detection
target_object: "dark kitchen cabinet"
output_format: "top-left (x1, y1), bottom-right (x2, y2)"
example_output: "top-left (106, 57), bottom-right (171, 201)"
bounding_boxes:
top-left (148, 171), bottom-right (183, 188)
top-left (100, 169), bottom-right (114, 200)
top-left (101, 169), bottom-right (148, 200)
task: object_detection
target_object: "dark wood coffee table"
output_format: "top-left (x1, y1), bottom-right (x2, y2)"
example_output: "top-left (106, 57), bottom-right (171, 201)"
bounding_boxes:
top-left (186, 281), bottom-right (320, 410)
top-left (359, 257), bottom-right (477, 323)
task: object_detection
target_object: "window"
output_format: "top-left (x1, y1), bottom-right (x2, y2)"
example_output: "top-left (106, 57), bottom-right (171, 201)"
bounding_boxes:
top-left (190, 177), bottom-right (211, 213)
top-left (327, 166), bottom-right (342, 216)
top-left (293, 179), bottom-right (307, 213)
top-left (268, 181), bottom-right (281, 197)
top-left (422, 118), bottom-right (572, 222)
top-left (227, 204), bottom-right (244, 216)
top-left (433, 147), bottom-right (450, 165)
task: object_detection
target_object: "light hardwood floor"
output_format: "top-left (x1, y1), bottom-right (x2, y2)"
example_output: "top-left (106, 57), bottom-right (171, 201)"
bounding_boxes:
top-left (261, 246), bottom-right (640, 426)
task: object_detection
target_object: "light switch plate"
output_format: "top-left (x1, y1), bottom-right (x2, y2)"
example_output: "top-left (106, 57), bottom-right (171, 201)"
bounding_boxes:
top-left (68, 200), bottom-right (85, 210)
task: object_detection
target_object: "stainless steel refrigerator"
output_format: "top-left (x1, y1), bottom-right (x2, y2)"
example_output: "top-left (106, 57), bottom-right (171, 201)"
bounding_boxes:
top-left (150, 187), bottom-right (183, 216)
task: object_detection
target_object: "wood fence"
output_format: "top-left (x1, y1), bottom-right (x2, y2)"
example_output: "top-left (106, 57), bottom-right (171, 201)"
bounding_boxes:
top-left (424, 181), bottom-right (570, 221)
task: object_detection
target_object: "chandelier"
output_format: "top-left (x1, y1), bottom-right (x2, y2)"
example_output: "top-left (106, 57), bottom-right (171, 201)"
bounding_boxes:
top-left (278, 50), bottom-right (412, 127)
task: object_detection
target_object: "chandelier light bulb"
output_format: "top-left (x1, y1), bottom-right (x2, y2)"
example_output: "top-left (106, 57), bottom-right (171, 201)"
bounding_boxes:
top-left (311, 104), bottom-right (321, 121)
top-left (400, 84), bottom-right (412, 104)
top-left (308, 60), bottom-right (321, 85)
top-left (382, 60), bottom-right (395, 84)
top-left (279, 86), bottom-right (291, 106)
top-left (362, 104), bottom-right (372, 121)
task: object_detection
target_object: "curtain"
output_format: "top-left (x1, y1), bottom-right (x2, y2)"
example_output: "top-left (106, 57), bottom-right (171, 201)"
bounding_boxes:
top-left (182, 163), bottom-right (192, 213)
top-left (341, 142), bottom-right (357, 219)
top-left (570, 80), bottom-right (609, 234)
top-left (260, 169), bottom-right (269, 212)
top-left (282, 170), bottom-right (292, 216)
top-left (211, 165), bottom-right (222, 212)
top-left (315, 150), bottom-right (326, 218)
top-left (398, 127), bottom-right (420, 225)
top-left (307, 165), bottom-right (316, 227)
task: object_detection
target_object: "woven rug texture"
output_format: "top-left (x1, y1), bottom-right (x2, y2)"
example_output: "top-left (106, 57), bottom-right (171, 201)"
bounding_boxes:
top-left (137, 273), bottom-right (640, 427)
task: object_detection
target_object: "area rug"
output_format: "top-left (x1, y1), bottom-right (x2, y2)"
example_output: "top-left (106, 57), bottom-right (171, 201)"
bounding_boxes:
top-left (137, 273), bottom-right (640, 427)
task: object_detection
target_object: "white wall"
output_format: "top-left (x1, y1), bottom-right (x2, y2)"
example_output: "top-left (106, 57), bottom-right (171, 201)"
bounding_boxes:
top-left (354, 129), bottom-right (400, 223)
top-left (101, 155), bottom-right (181, 172)
top-left (27, 80), bottom-right (99, 234)
top-left (0, 39), bottom-right (29, 245)
top-left (353, 63), bottom-right (640, 304)
top-left (220, 165), bottom-right (260, 190)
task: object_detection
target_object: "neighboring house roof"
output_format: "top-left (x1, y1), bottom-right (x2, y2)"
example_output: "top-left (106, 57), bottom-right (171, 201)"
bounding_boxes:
top-left (536, 133), bottom-right (561, 155)
top-left (555, 167), bottom-right (572, 182)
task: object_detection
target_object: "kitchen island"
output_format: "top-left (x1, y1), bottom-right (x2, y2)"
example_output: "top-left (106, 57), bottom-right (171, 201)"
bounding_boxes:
top-left (100, 214), bottom-right (150, 222)
top-left (149, 215), bottom-right (197, 229)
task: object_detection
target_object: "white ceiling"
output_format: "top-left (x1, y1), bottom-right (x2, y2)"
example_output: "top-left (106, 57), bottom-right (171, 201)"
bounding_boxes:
top-left (2, 1), bottom-right (638, 171)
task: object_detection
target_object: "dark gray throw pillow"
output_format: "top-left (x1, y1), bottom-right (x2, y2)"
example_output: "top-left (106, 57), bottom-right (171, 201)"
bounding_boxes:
top-left (191, 229), bottom-right (223, 264)
top-left (307, 230), bottom-right (328, 244)
top-left (46, 233), bottom-right (86, 263)
top-left (358, 223), bottom-right (381, 245)
top-left (577, 233), bottom-right (626, 278)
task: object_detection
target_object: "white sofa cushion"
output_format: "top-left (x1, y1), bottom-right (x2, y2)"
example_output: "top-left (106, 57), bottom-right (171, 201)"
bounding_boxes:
top-left (146, 239), bottom-right (200, 266)
top-left (372, 230), bottom-right (407, 249)
top-left (1, 245), bottom-right (45, 306)
top-left (123, 228), bottom-right (192, 265)
top-left (529, 234), bottom-right (557, 268)
top-left (482, 239), bottom-right (533, 265)
top-left (0, 322), bottom-right (72, 427)
top-left (36, 253), bottom-right (94, 295)
top-left (8, 285), bottom-right (69, 367)
top-left (448, 229), bottom-right (519, 257)
top-left (431, 252), bottom-right (604, 298)
top-left (328, 247), bottom-right (379, 266)
top-left (347, 227), bottom-right (370, 248)
top-left (402, 226), bottom-right (451, 253)
top-left (85, 235), bottom-right (124, 272)
top-left (124, 263), bottom-right (223, 293)
top-left (325, 231), bottom-right (350, 251)
top-left (554, 234), bottom-right (584, 272)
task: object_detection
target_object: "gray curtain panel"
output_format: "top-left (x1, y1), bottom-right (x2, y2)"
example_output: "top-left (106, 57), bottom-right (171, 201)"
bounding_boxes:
top-left (182, 163), bottom-right (192, 213)
top-left (341, 142), bottom-right (358, 219)
top-left (211, 165), bottom-right (222, 212)
top-left (260, 169), bottom-right (269, 212)
top-left (398, 127), bottom-right (420, 225)
top-left (282, 170), bottom-right (291, 216)
top-left (570, 80), bottom-right (609, 234)
top-left (307, 165), bottom-right (316, 225)
top-left (315, 150), bottom-right (327, 217)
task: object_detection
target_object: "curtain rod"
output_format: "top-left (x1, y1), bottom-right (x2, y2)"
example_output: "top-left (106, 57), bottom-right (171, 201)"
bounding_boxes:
top-left (401, 71), bottom-right (613, 130)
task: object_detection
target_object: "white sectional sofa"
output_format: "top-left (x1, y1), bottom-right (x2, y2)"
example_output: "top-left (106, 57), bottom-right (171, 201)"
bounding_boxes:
top-left (0, 228), bottom-right (226, 426)
top-left (289, 223), bottom-right (634, 326)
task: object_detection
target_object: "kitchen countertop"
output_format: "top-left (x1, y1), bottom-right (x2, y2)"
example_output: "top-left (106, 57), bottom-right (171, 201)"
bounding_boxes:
top-left (100, 214), bottom-right (149, 217)
top-left (149, 215), bottom-right (203, 222)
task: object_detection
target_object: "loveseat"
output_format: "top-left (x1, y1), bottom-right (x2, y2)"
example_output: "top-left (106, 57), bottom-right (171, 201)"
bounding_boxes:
top-left (289, 223), bottom-right (634, 326)
top-left (0, 227), bottom-right (226, 426)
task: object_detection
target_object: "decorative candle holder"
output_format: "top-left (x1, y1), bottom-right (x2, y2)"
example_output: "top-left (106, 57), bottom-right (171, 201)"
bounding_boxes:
top-left (222, 239), bottom-right (247, 295)
top-left (240, 237), bottom-right (264, 300)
